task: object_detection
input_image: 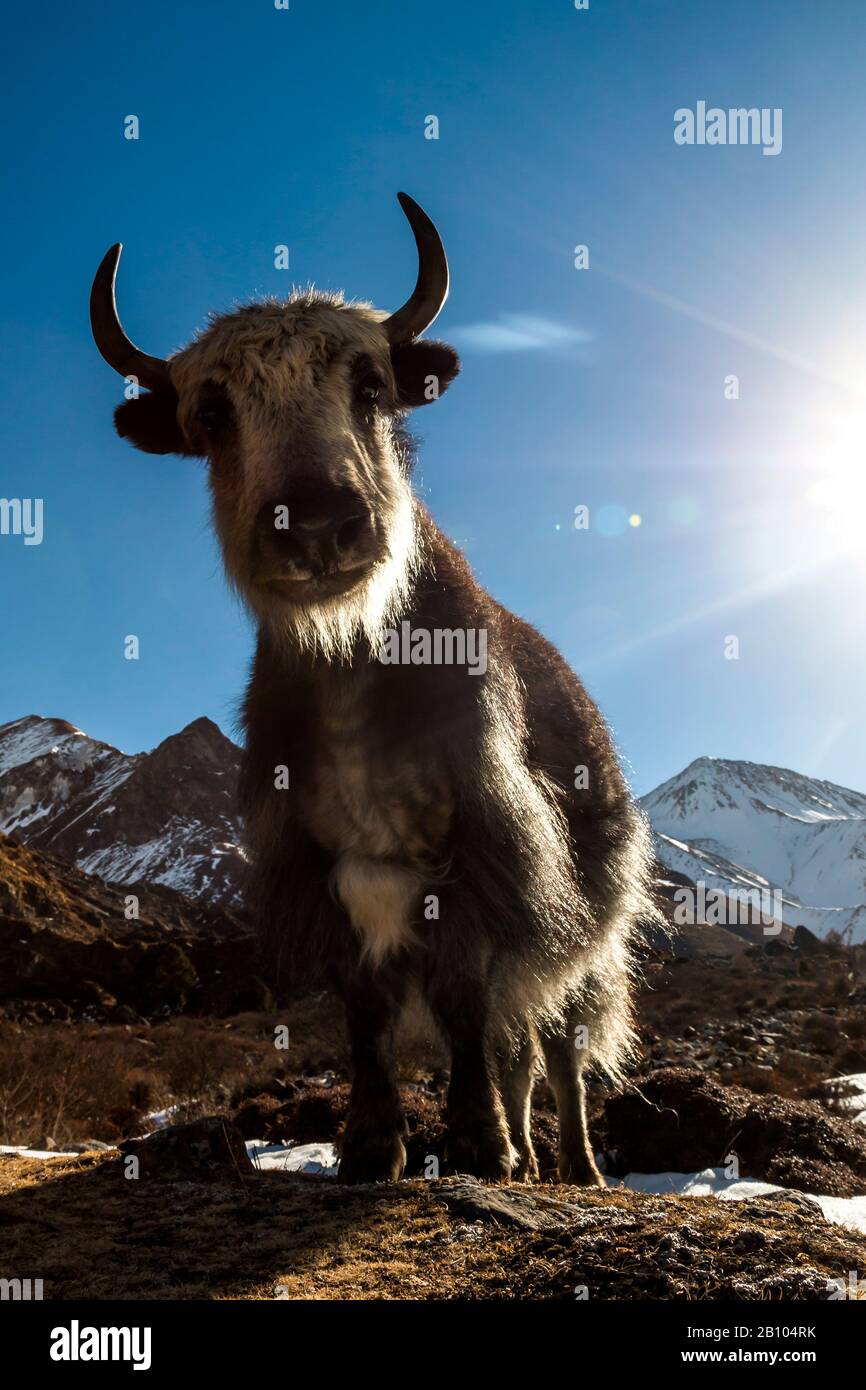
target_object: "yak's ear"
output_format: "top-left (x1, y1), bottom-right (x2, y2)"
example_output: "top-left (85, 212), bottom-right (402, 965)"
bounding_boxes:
top-left (113, 391), bottom-right (200, 457)
top-left (390, 339), bottom-right (460, 408)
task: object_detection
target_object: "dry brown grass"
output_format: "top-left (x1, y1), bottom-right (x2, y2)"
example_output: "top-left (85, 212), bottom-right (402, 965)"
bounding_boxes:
top-left (1, 1152), bottom-right (863, 1301)
top-left (0, 1015), bottom-right (285, 1146)
top-left (0, 991), bottom-right (444, 1147)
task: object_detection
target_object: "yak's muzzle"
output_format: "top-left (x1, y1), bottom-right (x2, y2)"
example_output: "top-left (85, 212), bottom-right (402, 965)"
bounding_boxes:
top-left (253, 488), bottom-right (376, 594)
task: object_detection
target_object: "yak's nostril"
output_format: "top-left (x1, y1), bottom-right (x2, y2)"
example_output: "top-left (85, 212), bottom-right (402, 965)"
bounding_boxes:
top-left (254, 492), bottom-right (371, 575)
top-left (335, 514), bottom-right (368, 553)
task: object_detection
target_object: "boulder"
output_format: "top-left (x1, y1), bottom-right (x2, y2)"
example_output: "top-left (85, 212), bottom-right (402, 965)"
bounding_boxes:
top-left (119, 1116), bottom-right (253, 1181)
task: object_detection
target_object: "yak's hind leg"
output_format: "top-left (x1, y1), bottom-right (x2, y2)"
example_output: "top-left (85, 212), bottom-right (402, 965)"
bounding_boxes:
top-left (336, 962), bottom-right (408, 1184)
top-left (541, 925), bottom-right (637, 1187)
top-left (539, 1021), bottom-right (604, 1187)
top-left (499, 1026), bottom-right (540, 1182)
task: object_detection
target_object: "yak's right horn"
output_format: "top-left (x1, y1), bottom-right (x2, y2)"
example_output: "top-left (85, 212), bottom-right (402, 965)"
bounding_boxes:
top-left (90, 244), bottom-right (173, 392)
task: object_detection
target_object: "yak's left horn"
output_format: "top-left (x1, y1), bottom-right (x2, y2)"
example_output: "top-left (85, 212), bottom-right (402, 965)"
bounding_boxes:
top-left (90, 244), bottom-right (173, 392)
top-left (382, 193), bottom-right (449, 344)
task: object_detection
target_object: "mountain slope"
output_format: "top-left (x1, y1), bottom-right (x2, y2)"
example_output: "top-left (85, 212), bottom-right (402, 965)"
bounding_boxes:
top-left (0, 716), bottom-right (245, 906)
top-left (0, 832), bottom-right (258, 1017)
top-left (641, 757), bottom-right (866, 942)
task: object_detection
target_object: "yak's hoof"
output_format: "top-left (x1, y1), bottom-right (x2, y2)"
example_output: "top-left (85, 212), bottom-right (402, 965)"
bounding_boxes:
top-left (512, 1147), bottom-right (540, 1184)
top-left (557, 1151), bottom-right (606, 1189)
top-left (447, 1127), bottom-right (513, 1183)
top-left (337, 1131), bottom-right (406, 1185)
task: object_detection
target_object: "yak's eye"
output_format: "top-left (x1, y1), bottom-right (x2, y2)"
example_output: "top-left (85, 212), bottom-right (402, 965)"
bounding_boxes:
top-left (196, 383), bottom-right (233, 436)
top-left (355, 369), bottom-right (385, 408)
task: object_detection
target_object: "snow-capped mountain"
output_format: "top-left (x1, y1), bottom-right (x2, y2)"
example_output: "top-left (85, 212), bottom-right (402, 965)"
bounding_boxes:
top-left (0, 715), bottom-right (245, 905)
top-left (641, 757), bottom-right (866, 943)
top-left (3, 716), bottom-right (863, 942)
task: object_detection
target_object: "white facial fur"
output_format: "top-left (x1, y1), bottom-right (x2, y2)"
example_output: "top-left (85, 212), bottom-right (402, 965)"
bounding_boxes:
top-left (168, 293), bottom-right (420, 659)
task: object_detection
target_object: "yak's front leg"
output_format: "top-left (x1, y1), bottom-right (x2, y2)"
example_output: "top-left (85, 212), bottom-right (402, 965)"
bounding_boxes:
top-left (426, 964), bottom-right (513, 1181)
top-left (336, 965), bottom-right (408, 1184)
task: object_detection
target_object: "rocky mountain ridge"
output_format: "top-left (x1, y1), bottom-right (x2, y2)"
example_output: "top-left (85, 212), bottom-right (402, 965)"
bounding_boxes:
top-left (0, 715), bottom-right (245, 906)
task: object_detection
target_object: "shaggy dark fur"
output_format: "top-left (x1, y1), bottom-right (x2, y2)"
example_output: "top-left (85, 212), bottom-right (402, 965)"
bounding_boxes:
top-left (239, 507), bottom-right (654, 1184)
top-left (97, 272), bottom-right (654, 1186)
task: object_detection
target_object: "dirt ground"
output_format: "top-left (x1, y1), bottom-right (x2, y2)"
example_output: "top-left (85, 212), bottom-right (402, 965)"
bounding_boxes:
top-left (1, 1149), bottom-right (864, 1301)
top-left (2, 918), bottom-right (865, 1301)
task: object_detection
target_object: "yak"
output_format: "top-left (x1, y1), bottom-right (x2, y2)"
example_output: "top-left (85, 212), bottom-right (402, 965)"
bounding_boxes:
top-left (90, 194), bottom-right (655, 1185)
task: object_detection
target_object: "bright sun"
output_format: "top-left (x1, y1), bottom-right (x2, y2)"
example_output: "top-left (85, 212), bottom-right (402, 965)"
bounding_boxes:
top-left (803, 410), bottom-right (866, 557)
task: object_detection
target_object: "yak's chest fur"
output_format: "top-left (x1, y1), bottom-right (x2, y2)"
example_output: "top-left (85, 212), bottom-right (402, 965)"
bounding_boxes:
top-left (298, 670), bottom-right (455, 964)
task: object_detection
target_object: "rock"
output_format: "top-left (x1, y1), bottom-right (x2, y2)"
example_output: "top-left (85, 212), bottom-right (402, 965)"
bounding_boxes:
top-left (438, 1179), bottom-right (581, 1232)
top-left (119, 1116), bottom-right (253, 1181)
top-left (112, 1005), bottom-right (140, 1024)
top-left (764, 940), bottom-right (791, 957)
top-left (793, 924), bottom-right (825, 953)
top-left (737, 1191), bottom-right (826, 1221)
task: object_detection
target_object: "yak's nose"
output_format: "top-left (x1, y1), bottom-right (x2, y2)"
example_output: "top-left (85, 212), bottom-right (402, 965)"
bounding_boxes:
top-left (254, 490), bottom-right (373, 577)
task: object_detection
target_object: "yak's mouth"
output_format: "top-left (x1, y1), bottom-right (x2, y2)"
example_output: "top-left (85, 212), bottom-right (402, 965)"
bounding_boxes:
top-left (256, 566), bottom-right (372, 603)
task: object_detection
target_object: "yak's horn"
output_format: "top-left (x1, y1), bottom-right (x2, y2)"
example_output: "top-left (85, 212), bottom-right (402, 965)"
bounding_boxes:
top-left (90, 244), bottom-right (173, 392)
top-left (382, 193), bottom-right (449, 344)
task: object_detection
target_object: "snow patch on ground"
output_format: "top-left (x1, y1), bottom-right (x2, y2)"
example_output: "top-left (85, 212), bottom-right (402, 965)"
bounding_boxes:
top-left (145, 1106), bottom-right (179, 1129)
top-left (618, 1167), bottom-right (866, 1235)
top-left (0, 1144), bottom-right (80, 1159)
top-left (246, 1140), bottom-right (338, 1175)
top-left (817, 1072), bottom-right (866, 1124)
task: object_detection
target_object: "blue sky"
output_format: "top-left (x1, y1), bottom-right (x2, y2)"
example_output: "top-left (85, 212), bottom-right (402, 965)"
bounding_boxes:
top-left (1, 0), bottom-right (865, 796)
